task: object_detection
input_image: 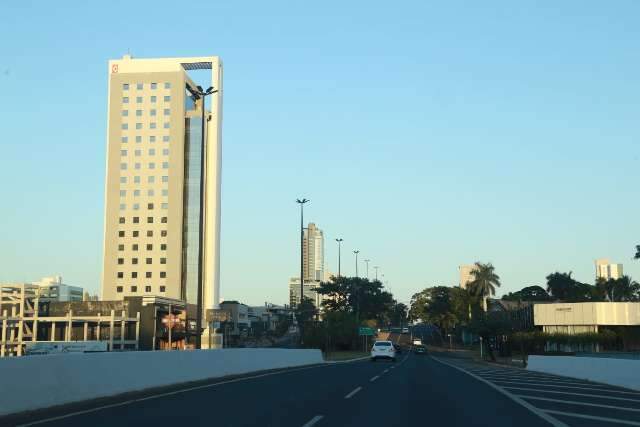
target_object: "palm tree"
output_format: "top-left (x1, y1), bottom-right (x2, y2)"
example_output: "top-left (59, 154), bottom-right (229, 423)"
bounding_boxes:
top-left (467, 262), bottom-right (501, 311)
top-left (635, 245), bottom-right (640, 260)
top-left (613, 276), bottom-right (640, 302)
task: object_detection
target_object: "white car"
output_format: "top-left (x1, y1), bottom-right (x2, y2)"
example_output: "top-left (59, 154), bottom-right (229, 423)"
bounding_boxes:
top-left (371, 340), bottom-right (396, 362)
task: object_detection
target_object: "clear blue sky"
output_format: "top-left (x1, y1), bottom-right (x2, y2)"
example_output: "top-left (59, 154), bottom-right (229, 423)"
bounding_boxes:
top-left (1, 1), bottom-right (639, 305)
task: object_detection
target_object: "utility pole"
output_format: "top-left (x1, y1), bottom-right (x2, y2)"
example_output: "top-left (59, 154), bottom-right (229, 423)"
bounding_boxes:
top-left (353, 250), bottom-right (360, 278)
top-left (335, 238), bottom-right (343, 277)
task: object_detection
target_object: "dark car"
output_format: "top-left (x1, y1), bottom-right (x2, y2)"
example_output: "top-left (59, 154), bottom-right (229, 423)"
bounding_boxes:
top-left (414, 345), bottom-right (427, 355)
top-left (393, 344), bottom-right (402, 354)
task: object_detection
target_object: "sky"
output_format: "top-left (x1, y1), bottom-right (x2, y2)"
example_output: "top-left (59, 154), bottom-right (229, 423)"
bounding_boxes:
top-left (1, 1), bottom-right (639, 306)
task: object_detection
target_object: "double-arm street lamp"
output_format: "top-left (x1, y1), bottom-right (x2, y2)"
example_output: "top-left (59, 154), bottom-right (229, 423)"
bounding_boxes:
top-left (193, 85), bottom-right (218, 350)
top-left (296, 198), bottom-right (309, 344)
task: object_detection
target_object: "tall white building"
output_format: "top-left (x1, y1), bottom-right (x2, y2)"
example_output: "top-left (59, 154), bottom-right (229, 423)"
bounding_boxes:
top-left (303, 223), bottom-right (324, 282)
top-left (459, 264), bottom-right (477, 289)
top-left (595, 258), bottom-right (623, 280)
top-left (100, 55), bottom-right (223, 345)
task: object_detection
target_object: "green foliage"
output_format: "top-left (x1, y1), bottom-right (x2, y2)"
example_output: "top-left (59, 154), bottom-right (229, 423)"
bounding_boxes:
top-left (408, 286), bottom-right (474, 332)
top-left (512, 330), bottom-right (617, 351)
top-left (315, 276), bottom-right (395, 325)
top-left (547, 272), bottom-right (640, 302)
top-left (295, 296), bottom-right (318, 324)
top-left (596, 276), bottom-right (640, 302)
top-left (502, 285), bottom-right (551, 302)
top-left (302, 311), bottom-right (359, 351)
top-left (635, 245), bottom-right (640, 260)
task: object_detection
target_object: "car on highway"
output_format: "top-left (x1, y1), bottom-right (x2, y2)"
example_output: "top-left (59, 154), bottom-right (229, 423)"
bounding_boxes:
top-left (414, 344), bottom-right (427, 355)
top-left (401, 327), bottom-right (409, 334)
top-left (371, 340), bottom-right (396, 362)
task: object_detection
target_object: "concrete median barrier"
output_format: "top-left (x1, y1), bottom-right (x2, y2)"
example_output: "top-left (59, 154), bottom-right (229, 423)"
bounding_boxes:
top-left (0, 348), bottom-right (323, 416)
top-left (527, 355), bottom-right (640, 390)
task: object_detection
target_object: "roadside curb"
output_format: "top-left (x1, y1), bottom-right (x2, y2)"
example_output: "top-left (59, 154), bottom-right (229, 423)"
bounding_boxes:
top-left (324, 356), bottom-right (370, 364)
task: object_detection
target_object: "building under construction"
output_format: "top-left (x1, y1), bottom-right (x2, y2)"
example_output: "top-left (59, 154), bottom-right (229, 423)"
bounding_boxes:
top-left (1, 284), bottom-right (196, 357)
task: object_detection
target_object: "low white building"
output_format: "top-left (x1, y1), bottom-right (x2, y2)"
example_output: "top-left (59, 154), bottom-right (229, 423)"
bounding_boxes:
top-left (534, 302), bottom-right (640, 333)
top-left (32, 276), bottom-right (83, 302)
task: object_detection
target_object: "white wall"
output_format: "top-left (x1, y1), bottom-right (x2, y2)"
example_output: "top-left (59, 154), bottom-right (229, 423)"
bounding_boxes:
top-left (0, 348), bottom-right (323, 416)
top-left (528, 356), bottom-right (640, 390)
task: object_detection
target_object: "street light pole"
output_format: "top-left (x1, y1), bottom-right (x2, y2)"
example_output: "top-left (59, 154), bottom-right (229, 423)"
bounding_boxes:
top-left (374, 266), bottom-right (379, 281)
top-left (296, 198), bottom-right (309, 345)
top-left (335, 238), bottom-right (343, 277)
top-left (193, 85), bottom-right (218, 350)
top-left (364, 259), bottom-right (370, 280)
top-left (353, 250), bottom-right (360, 278)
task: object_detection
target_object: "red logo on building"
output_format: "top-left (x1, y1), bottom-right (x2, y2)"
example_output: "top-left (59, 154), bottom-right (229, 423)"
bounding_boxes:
top-left (111, 64), bottom-right (119, 74)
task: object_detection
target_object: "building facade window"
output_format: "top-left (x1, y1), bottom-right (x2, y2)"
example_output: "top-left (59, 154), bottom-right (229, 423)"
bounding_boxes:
top-left (145, 286), bottom-right (152, 292)
top-left (151, 83), bottom-right (157, 90)
top-left (160, 286), bottom-right (166, 292)
top-left (160, 272), bottom-right (166, 278)
top-left (136, 83), bottom-right (143, 90)
top-left (123, 84), bottom-right (129, 90)
top-left (145, 272), bottom-right (152, 278)
top-left (132, 272), bottom-right (138, 278)
top-left (146, 258), bottom-right (152, 264)
top-left (117, 286), bottom-right (123, 293)
top-left (131, 286), bottom-right (137, 292)
top-left (117, 272), bottom-right (123, 278)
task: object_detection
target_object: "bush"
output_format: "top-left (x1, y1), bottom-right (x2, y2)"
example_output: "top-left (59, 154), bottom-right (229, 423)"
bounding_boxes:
top-left (512, 330), bottom-right (617, 353)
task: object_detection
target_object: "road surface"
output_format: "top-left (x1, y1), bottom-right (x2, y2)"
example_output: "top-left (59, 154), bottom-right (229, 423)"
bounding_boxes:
top-left (5, 352), bottom-right (640, 427)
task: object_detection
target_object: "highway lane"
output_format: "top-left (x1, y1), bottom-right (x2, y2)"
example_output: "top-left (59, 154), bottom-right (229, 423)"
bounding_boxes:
top-left (9, 353), bottom-right (555, 427)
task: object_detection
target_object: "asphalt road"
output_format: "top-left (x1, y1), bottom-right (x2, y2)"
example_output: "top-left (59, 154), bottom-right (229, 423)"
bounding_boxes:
top-left (5, 352), bottom-right (562, 427)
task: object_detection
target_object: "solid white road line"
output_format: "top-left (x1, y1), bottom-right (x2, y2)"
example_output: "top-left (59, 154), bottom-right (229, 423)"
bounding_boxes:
top-left (370, 376), bottom-right (380, 382)
top-left (493, 379), bottom-right (640, 395)
top-left (17, 363), bottom-right (332, 427)
top-left (430, 356), bottom-right (568, 427)
top-left (502, 386), bottom-right (640, 403)
top-left (344, 386), bottom-right (363, 399)
top-left (542, 409), bottom-right (640, 426)
top-left (383, 369), bottom-right (389, 373)
top-left (516, 394), bottom-right (640, 412)
top-left (301, 415), bottom-right (324, 427)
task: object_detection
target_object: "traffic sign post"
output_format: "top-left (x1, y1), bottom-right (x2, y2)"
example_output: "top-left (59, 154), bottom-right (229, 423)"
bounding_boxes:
top-left (358, 327), bottom-right (375, 336)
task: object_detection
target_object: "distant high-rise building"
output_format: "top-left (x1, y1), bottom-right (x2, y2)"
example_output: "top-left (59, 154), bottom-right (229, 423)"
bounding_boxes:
top-left (100, 56), bottom-right (223, 337)
top-left (288, 277), bottom-right (325, 310)
top-left (459, 264), bottom-right (478, 289)
top-left (303, 223), bottom-right (324, 282)
top-left (595, 258), bottom-right (623, 280)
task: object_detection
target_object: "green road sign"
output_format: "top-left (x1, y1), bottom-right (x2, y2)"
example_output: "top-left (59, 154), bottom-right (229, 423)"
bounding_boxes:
top-left (358, 327), bottom-right (375, 336)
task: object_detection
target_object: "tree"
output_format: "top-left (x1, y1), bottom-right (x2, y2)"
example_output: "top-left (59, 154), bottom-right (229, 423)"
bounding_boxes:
top-left (295, 296), bottom-right (317, 325)
top-left (545, 272), bottom-right (576, 301)
top-left (635, 245), bottom-right (640, 260)
top-left (389, 302), bottom-right (408, 326)
top-left (502, 285), bottom-right (551, 302)
top-left (315, 276), bottom-right (394, 326)
top-left (467, 262), bottom-right (501, 311)
top-left (597, 276), bottom-right (640, 302)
